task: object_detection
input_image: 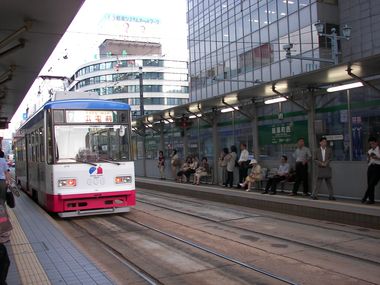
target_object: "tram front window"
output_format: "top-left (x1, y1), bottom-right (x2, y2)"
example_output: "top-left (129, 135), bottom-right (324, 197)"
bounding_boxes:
top-left (54, 125), bottom-right (129, 163)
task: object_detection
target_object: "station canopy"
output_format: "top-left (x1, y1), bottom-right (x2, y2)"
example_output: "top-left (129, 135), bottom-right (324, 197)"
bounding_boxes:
top-left (0, 0), bottom-right (85, 129)
top-left (135, 53), bottom-right (380, 127)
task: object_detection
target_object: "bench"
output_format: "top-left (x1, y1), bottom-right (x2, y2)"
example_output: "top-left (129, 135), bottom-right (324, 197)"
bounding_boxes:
top-left (247, 168), bottom-right (268, 191)
top-left (200, 166), bottom-right (213, 184)
top-left (189, 167), bottom-right (213, 184)
top-left (279, 180), bottom-right (296, 192)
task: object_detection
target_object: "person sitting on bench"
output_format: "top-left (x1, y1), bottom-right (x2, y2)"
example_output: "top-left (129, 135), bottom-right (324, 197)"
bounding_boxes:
top-left (262, 155), bottom-right (290, 195)
top-left (239, 159), bottom-right (262, 191)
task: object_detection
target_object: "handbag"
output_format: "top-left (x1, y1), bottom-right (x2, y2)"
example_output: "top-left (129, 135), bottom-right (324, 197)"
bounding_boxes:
top-left (317, 167), bottom-right (332, 178)
top-left (6, 188), bottom-right (15, 208)
top-left (0, 204), bottom-right (12, 235)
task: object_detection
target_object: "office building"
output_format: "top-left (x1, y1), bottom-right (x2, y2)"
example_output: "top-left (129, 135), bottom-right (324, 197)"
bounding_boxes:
top-left (69, 39), bottom-right (189, 117)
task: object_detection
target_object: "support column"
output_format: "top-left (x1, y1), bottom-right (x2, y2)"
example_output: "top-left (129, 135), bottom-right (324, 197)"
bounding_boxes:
top-left (251, 103), bottom-right (259, 159)
top-left (307, 92), bottom-right (316, 190)
top-left (183, 128), bottom-right (188, 158)
top-left (160, 122), bottom-right (165, 152)
top-left (347, 90), bottom-right (353, 161)
top-left (212, 113), bottom-right (219, 184)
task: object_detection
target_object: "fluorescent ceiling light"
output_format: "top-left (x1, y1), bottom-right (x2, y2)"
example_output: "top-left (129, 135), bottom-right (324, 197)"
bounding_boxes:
top-left (164, 118), bottom-right (174, 124)
top-left (264, 97), bottom-right (287, 104)
top-left (189, 114), bottom-right (202, 119)
top-left (223, 93), bottom-right (238, 104)
top-left (221, 107), bottom-right (239, 113)
top-left (326, 82), bottom-right (364, 92)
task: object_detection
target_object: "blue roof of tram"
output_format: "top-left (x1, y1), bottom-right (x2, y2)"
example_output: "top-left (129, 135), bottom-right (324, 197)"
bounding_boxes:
top-left (44, 99), bottom-right (131, 110)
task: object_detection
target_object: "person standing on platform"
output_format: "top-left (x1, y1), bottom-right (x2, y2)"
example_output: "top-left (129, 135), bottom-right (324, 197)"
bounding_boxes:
top-left (170, 149), bottom-right (180, 181)
top-left (0, 204), bottom-right (11, 285)
top-left (236, 143), bottom-right (250, 189)
top-left (0, 150), bottom-right (11, 285)
top-left (362, 136), bottom-right (380, 204)
top-left (218, 148), bottom-right (229, 185)
top-left (311, 137), bottom-right (335, 200)
top-left (262, 155), bottom-right (290, 195)
top-left (225, 145), bottom-right (237, 188)
top-left (289, 138), bottom-right (311, 196)
top-left (157, 150), bottom-right (166, 180)
top-left (0, 150), bottom-right (10, 202)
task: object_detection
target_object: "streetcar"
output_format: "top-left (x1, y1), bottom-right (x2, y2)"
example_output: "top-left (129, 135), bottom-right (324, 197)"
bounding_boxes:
top-left (13, 92), bottom-right (135, 217)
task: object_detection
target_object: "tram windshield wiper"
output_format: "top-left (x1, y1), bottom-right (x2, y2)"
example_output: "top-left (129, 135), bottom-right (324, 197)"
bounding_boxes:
top-left (72, 158), bottom-right (98, 166)
top-left (96, 158), bottom-right (120, 165)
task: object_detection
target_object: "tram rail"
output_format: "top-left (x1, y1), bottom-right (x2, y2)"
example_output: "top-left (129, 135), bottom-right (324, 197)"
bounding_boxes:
top-left (136, 191), bottom-right (380, 267)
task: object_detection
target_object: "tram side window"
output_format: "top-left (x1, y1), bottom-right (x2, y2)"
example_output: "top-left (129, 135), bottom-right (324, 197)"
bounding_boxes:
top-left (27, 134), bottom-right (32, 162)
top-left (15, 140), bottom-right (24, 162)
top-left (40, 127), bottom-right (45, 162)
top-left (34, 130), bottom-right (39, 162)
top-left (47, 110), bottom-right (54, 164)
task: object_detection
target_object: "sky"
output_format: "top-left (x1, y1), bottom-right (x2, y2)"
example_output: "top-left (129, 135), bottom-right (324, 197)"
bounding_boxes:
top-left (3, 0), bottom-right (188, 139)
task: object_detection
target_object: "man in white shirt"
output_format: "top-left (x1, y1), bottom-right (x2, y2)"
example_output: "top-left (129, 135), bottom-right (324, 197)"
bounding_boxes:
top-left (236, 143), bottom-right (250, 188)
top-left (362, 136), bottom-right (380, 204)
top-left (262, 155), bottom-right (290, 195)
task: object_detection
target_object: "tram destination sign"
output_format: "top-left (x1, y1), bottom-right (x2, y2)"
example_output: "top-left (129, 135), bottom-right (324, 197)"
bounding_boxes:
top-left (66, 110), bottom-right (115, 123)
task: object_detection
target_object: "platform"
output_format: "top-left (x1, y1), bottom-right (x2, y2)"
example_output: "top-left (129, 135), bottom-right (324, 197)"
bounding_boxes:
top-left (5, 193), bottom-right (115, 285)
top-left (136, 177), bottom-right (380, 230)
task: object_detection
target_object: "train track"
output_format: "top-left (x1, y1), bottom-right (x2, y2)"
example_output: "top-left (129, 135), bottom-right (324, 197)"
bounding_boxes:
top-left (138, 190), bottom-right (379, 240)
top-left (135, 192), bottom-right (380, 267)
top-left (71, 215), bottom-right (298, 285)
top-left (70, 219), bottom-right (164, 285)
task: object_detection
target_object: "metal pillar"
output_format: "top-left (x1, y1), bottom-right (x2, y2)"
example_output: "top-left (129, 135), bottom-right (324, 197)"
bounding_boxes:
top-left (160, 122), bottom-right (165, 153)
top-left (183, 128), bottom-right (188, 158)
top-left (251, 103), bottom-right (259, 159)
top-left (347, 90), bottom-right (353, 161)
top-left (212, 113), bottom-right (219, 184)
top-left (307, 92), bottom-right (316, 189)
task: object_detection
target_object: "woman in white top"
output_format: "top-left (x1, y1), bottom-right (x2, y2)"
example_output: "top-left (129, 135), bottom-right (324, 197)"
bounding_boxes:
top-left (240, 159), bottom-right (262, 191)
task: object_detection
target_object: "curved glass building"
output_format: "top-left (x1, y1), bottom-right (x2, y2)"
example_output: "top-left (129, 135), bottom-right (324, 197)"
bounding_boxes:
top-left (68, 44), bottom-right (189, 118)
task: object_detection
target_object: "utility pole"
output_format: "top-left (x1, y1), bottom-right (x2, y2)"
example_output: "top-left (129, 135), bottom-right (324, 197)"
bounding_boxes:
top-left (139, 66), bottom-right (144, 117)
top-left (284, 21), bottom-right (352, 65)
top-left (139, 66), bottom-right (146, 177)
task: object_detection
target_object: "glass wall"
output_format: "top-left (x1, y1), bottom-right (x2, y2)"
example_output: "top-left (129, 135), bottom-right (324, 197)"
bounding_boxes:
top-left (133, 85), bottom-right (380, 168)
top-left (75, 59), bottom-right (187, 77)
top-left (188, 0), bottom-right (321, 101)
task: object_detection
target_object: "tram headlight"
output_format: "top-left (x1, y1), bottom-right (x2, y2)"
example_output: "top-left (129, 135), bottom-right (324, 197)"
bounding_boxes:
top-left (114, 176), bottom-right (132, 184)
top-left (58, 178), bottom-right (77, 187)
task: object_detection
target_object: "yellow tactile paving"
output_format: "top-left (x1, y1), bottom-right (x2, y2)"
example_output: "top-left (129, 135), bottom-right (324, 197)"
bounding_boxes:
top-left (7, 209), bottom-right (51, 285)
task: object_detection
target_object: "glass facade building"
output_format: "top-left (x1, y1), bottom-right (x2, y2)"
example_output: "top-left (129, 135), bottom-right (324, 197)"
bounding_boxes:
top-left (187, 0), bottom-right (340, 101)
top-left (69, 56), bottom-right (189, 117)
top-left (131, 0), bottom-right (380, 200)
